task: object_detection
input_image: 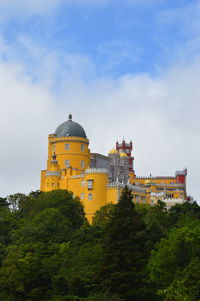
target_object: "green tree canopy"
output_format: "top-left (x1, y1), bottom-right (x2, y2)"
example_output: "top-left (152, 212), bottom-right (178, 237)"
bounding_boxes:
top-left (92, 203), bottom-right (115, 228)
top-left (97, 187), bottom-right (147, 301)
top-left (148, 220), bottom-right (200, 300)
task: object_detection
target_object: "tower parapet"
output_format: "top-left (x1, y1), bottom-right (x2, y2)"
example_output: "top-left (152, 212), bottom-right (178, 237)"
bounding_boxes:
top-left (46, 171), bottom-right (61, 176)
top-left (85, 168), bottom-right (109, 174)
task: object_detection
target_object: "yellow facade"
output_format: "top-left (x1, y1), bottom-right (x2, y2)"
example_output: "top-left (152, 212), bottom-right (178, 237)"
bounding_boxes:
top-left (41, 115), bottom-right (147, 222)
top-left (41, 115), bottom-right (188, 222)
top-left (133, 176), bottom-right (186, 202)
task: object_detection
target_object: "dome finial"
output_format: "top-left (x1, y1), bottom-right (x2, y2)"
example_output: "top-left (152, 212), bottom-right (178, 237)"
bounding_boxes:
top-left (68, 113), bottom-right (72, 121)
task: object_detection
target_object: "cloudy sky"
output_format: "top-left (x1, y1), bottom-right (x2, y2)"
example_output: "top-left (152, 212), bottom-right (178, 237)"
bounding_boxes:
top-left (0, 0), bottom-right (200, 201)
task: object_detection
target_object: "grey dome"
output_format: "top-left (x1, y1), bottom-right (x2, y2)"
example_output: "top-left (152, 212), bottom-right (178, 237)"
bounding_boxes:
top-left (55, 114), bottom-right (87, 138)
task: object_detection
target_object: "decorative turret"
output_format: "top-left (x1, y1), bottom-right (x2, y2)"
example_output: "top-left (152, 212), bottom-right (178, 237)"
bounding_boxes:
top-left (50, 152), bottom-right (59, 172)
top-left (51, 152), bottom-right (57, 161)
top-left (116, 139), bottom-right (134, 172)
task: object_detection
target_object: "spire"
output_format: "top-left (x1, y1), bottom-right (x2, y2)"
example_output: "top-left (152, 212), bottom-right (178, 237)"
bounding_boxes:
top-left (68, 113), bottom-right (72, 121)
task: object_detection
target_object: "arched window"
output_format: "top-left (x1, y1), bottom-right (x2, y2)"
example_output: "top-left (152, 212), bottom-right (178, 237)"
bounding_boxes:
top-left (88, 193), bottom-right (92, 200)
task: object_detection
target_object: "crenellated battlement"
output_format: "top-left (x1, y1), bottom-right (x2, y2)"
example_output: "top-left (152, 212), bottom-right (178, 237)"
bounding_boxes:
top-left (107, 182), bottom-right (146, 193)
top-left (135, 176), bottom-right (175, 179)
top-left (71, 174), bottom-right (85, 179)
top-left (46, 171), bottom-right (61, 177)
top-left (85, 168), bottom-right (109, 174)
top-left (175, 168), bottom-right (187, 176)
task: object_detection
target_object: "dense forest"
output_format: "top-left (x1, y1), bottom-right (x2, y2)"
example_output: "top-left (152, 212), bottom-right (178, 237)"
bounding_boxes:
top-left (0, 188), bottom-right (200, 301)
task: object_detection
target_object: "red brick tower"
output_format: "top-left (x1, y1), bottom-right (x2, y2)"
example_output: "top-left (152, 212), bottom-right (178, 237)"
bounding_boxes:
top-left (116, 139), bottom-right (134, 172)
top-left (175, 168), bottom-right (187, 184)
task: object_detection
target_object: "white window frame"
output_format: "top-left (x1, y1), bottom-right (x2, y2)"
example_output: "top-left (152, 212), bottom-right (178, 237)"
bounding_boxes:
top-left (65, 160), bottom-right (70, 167)
top-left (87, 180), bottom-right (93, 190)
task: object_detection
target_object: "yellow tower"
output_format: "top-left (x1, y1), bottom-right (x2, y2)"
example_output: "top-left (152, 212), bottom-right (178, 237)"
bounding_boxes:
top-left (41, 114), bottom-right (90, 192)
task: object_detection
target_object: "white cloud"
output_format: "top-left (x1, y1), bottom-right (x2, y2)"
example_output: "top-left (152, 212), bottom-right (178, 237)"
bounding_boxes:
top-left (57, 59), bottom-right (200, 201)
top-left (0, 60), bottom-right (58, 196)
top-left (0, 36), bottom-right (199, 202)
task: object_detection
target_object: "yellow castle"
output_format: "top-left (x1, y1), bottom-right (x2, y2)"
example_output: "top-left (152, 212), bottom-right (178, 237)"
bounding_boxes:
top-left (41, 114), bottom-right (188, 221)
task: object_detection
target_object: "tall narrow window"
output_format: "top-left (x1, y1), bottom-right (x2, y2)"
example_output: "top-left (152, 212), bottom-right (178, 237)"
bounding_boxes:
top-left (81, 160), bottom-right (85, 168)
top-left (52, 144), bottom-right (56, 153)
top-left (81, 180), bottom-right (85, 187)
top-left (80, 193), bottom-right (85, 200)
top-left (65, 160), bottom-right (70, 167)
top-left (81, 144), bottom-right (85, 151)
top-left (65, 144), bottom-right (70, 150)
top-left (88, 193), bottom-right (92, 200)
top-left (87, 180), bottom-right (93, 190)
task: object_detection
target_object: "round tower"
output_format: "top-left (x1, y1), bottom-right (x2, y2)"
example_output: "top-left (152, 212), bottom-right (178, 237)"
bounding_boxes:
top-left (47, 114), bottom-right (90, 172)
